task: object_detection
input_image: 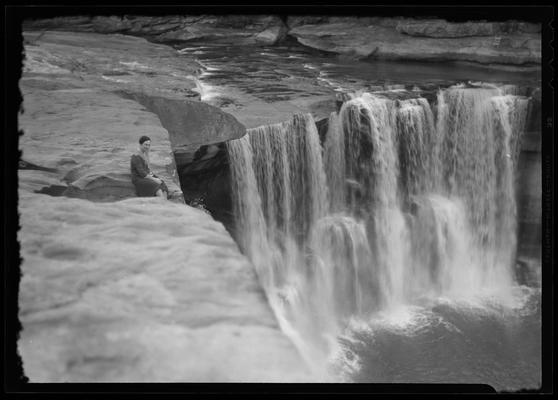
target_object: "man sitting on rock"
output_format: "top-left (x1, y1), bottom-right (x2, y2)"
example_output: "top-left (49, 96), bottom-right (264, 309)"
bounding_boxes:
top-left (130, 135), bottom-right (169, 199)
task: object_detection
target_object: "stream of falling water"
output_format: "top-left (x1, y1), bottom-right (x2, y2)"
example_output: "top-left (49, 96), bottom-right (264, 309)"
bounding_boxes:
top-left (226, 83), bottom-right (533, 383)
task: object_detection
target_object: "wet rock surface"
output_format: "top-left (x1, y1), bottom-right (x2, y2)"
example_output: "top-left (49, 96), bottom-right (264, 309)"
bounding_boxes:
top-left (516, 89), bottom-right (541, 263)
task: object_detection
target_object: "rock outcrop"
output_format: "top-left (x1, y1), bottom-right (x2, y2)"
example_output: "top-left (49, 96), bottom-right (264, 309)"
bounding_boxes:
top-left (19, 81), bottom-right (181, 201)
top-left (286, 17), bottom-right (541, 67)
top-left (18, 192), bottom-right (312, 382)
top-left (18, 30), bottom-right (313, 381)
top-left (120, 92), bottom-right (246, 151)
top-left (394, 19), bottom-right (541, 37)
top-left (173, 143), bottom-right (234, 234)
top-left (117, 92), bottom-right (246, 229)
top-left (24, 15), bottom-right (289, 45)
top-left (22, 30), bottom-right (201, 100)
top-left (24, 15), bottom-right (541, 67)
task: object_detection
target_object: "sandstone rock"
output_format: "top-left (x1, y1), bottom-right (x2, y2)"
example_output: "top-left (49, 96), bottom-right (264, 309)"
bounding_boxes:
top-left (120, 92), bottom-right (246, 151)
top-left (19, 29), bottom-right (221, 202)
top-left (286, 16), bottom-right (332, 29)
top-left (19, 80), bottom-right (181, 201)
top-left (18, 28), bottom-right (320, 382)
top-left (19, 28), bottom-right (254, 227)
top-left (174, 144), bottom-right (233, 233)
top-left (90, 15), bottom-right (134, 33)
top-left (115, 92), bottom-right (246, 225)
top-left (24, 15), bottom-right (289, 45)
top-left (19, 28), bottom-right (314, 381)
top-left (18, 192), bottom-right (313, 382)
top-left (287, 17), bottom-right (541, 66)
top-left (22, 31), bottom-right (200, 100)
top-left (396, 20), bottom-right (541, 38)
top-left (254, 22), bottom-right (288, 45)
top-left (397, 20), bottom-right (497, 37)
top-left (18, 169), bottom-right (67, 194)
top-left (223, 93), bottom-right (337, 130)
top-left (24, 15), bottom-right (541, 66)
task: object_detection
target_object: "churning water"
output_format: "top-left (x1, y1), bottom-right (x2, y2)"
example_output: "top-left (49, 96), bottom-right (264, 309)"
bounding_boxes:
top-left (226, 83), bottom-right (540, 389)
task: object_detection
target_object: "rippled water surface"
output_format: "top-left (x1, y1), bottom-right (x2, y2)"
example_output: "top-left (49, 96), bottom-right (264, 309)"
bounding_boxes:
top-left (333, 288), bottom-right (541, 391)
top-left (177, 42), bottom-right (540, 102)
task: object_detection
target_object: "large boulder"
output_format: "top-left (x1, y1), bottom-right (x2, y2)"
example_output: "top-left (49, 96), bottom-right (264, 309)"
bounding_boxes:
top-left (120, 92), bottom-right (246, 151)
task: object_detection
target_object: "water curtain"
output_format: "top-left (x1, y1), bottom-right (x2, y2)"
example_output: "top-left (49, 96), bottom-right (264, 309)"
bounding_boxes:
top-left (226, 84), bottom-right (530, 368)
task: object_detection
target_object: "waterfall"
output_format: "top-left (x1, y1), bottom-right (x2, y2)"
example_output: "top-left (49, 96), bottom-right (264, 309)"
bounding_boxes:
top-left (338, 94), bottom-right (410, 308)
top-left (407, 194), bottom-right (477, 298)
top-left (396, 97), bottom-right (440, 199)
top-left (227, 135), bottom-right (275, 289)
top-left (324, 112), bottom-right (345, 213)
top-left (435, 85), bottom-right (530, 292)
top-left (226, 84), bottom-right (530, 370)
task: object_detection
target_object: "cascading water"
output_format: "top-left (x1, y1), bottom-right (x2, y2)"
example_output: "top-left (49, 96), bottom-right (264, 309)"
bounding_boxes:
top-left (227, 114), bottom-right (334, 371)
top-left (435, 85), bottom-right (530, 296)
top-left (226, 83), bottom-right (531, 380)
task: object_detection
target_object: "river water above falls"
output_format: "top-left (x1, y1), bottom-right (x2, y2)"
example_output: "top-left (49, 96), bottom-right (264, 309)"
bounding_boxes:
top-left (176, 42), bottom-right (540, 106)
top-left (179, 43), bottom-right (541, 390)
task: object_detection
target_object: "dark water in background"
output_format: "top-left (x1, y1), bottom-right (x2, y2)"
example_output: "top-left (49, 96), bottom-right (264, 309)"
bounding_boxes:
top-left (178, 42), bottom-right (542, 391)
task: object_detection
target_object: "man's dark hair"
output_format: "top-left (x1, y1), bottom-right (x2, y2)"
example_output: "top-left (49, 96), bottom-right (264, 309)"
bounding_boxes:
top-left (139, 136), bottom-right (151, 144)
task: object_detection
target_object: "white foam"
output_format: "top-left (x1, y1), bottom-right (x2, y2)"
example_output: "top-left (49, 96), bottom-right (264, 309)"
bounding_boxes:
top-left (190, 77), bottom-right (223, 102)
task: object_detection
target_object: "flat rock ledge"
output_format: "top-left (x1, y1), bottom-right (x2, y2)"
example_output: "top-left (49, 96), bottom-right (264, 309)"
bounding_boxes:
top-left (18, 192), bottom-right (313, 382)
